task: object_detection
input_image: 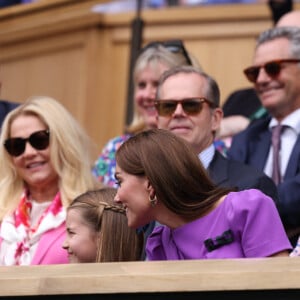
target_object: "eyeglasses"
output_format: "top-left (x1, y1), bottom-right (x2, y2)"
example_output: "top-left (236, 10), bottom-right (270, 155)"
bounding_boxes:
top-left (140, 40), bottom-right (193, 66)
top-left (4, 130), bottom-right (50, 157)
top-left (244, 59), bottom-right (300, 83)
top-left (154, 98), bottom-right (216, 117)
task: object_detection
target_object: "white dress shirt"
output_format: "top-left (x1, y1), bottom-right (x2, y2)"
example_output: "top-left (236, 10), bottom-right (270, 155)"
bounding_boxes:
top-left (264, 108), bottom-right (300, 179)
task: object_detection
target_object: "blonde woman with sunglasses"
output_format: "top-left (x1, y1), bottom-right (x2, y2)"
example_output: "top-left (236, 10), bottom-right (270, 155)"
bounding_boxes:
top-left (0, 96), bottom-right (101, 265)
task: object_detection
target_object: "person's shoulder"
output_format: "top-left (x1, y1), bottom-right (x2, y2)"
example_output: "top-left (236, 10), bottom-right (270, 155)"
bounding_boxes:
top-left (107, 133), bottom-right (132, 144)
top-left (102, 133), bottom-right (132, 149)
top-left (0, 99), bottom-right (19, 111)
top-left (225, 155), bottom-right (274, 185)
top-left (225, 156), bottom-right (262, 173)
top-left (225, 189), bottom-right (274, 211)
top-left (232, 113), bottom-right (271, 140)
top-left (0, 100), bottom-right (20, 126)
top-left (211, 151), bottom-right (269, 183)
top-left (226, 156), bottom-right (275, 184)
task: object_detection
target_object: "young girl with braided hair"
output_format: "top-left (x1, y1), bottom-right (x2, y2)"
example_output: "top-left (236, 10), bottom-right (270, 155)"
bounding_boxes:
top-left (63, 187), bottom-right (143, 263)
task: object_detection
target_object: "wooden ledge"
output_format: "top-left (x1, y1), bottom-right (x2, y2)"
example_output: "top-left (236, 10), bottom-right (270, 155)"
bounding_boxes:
top-left (0, 0), bottom-right (105, 44)
top-left (1, 257), bottom-right (300, 296)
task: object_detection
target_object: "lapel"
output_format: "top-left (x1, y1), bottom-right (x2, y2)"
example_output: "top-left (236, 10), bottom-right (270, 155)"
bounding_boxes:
top-left (284, 135), bottom-right (300, 179)
top-left (31, 223), bottom-right (65, 265)
top-left (249, 129), bottom-right (272, 170)
top-left (208, 151), bottom-right (229, 185)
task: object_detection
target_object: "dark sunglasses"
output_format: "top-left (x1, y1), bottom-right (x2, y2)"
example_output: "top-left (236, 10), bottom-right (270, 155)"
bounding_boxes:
top-left (4, 130), bottom-right (50, 157)
top-left (154, 97), bottom-right (216, 117)
top-left (140, 40), bottom-right (193, 66)
top-left (244, 59), bottom-right (300, 83)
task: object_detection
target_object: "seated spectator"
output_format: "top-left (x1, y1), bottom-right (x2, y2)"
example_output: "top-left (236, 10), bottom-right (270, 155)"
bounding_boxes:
top-left (114, 129), bottom-right (291, 260)
top-left (63, 187), bottom-right (143, 263)
top-left (227, 27), bottom-right (300, 246)
top-left (0, 96), bottom-right (100, 265)
top-left (92, 40), bottom-right (199, 187)
top-left (216, 0), bottom-right (294, 144)
top-left (155, 65), bottom-right (278, 201)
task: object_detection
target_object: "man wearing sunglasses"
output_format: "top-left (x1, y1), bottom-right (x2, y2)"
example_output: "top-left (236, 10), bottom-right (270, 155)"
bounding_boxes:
top-left (155, 65), bottom-right (278, 201)
top-left (228, 26), bottom-right (300, 246)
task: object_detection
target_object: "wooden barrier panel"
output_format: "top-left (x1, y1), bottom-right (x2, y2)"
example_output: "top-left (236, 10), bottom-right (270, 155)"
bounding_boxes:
top-left (1, 258), bottom-right (300, 299)
top-left (0, 1), bottom-right (299, 151)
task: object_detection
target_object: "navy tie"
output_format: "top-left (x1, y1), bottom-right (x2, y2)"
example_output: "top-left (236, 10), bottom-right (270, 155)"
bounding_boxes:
top-left (271, 124), bottom-right (283, 185)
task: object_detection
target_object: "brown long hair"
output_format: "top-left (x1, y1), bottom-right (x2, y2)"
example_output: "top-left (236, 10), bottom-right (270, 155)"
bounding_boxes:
top-left (68, 188), bottom-right (143, 262)
top-left (116, 129), bottom-right (230, 221)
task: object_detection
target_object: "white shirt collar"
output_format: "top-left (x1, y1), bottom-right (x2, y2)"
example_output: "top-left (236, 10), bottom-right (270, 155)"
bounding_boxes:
top-left (198, 143), bottom-right (215, 169)
top-left (269, 108), bottom-right (300, 134)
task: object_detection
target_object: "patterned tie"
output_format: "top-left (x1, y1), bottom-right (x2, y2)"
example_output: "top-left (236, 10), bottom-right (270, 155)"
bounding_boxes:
top-left (271, 124), bottom-right (283, 185)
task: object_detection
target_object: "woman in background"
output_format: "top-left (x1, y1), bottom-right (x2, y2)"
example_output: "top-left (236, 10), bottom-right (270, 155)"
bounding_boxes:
top-left (0, 96), bottom-right (100, 265)
top-left (92, 40), bottom-right (198, 187)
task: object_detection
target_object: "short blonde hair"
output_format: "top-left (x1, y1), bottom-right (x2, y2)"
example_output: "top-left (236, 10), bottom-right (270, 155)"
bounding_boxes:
top-left (0, 96), bottom-right (101, 220)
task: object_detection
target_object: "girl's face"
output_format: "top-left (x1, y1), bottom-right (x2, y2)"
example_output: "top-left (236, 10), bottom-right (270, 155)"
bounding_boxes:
top-left (134, 62), bottom-right (170, 129)
top-left (63, 209), bottom-right (99, 263)
top-left (9, 115), bottom-right (58, 194)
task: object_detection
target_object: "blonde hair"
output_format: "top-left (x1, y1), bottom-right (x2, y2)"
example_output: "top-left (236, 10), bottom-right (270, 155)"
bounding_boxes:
top-left (127, 44), bottom-right (201, 134)
top-left (0, 96), bottom-right (101, 220)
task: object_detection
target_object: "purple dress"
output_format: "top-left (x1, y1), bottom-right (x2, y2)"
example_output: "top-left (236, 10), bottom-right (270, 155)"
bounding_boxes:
top-left (146, 189), bottom-right (291, 260)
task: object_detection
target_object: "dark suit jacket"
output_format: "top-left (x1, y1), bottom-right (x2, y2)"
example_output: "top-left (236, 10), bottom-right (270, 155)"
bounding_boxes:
top-left (0, 100), bottom-right (19, 127)
top-left (0, 0), bottom-right (22, 7)
top-left (228, 115), bottom-right (300, 232)
top-left (208, 150), bottom-right (278, 202)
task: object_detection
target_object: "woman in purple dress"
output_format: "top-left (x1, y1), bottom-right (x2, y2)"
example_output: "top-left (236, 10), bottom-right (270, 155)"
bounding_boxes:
top-left (114, 129), bottom-right (291, 260)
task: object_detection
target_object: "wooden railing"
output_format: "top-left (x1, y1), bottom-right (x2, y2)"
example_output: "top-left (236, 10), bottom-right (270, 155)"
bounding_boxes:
top-left (1, 258), bottom-right (300, 299)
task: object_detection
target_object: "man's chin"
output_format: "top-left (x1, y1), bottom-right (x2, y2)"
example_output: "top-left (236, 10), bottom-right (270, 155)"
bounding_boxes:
top-left (171, 128), bottom-right (190, 136)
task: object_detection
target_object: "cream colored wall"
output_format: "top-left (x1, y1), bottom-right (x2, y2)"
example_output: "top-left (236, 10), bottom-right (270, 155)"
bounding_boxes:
top-left (0, 1), bottom-right (298, 151)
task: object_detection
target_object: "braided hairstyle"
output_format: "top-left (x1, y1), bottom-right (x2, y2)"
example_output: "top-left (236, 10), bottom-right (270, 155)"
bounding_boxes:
top-left (68, 187), bottom-right (144, 262)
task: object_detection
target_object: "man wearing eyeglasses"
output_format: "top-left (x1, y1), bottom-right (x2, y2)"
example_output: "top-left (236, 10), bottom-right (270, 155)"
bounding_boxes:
top-left (155, 65), bottom-right (278, 202)
top-left (227, 26), bottom-right (300, 246)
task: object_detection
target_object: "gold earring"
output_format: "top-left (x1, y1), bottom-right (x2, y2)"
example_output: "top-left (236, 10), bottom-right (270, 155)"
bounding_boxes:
top-left (149, 194), bottom-right (158, 207)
